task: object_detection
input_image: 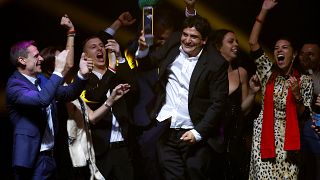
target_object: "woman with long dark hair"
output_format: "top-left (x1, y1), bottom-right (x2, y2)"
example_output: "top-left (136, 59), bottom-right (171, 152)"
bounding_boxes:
top-left (212, 29), bottom-right (259, 179)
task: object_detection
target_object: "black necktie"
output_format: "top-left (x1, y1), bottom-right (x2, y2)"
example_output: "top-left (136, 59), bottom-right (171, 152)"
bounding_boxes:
top-left (34, 79), bottom-right (40, 87)
top-left (34, 78), bottom-right (40, 87)
top-left (34, 78), bottom-right (42, 92)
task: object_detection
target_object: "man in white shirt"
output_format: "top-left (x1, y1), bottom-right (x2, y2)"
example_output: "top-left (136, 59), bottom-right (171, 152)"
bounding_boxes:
top-left (81, 35), bottom-right (135, 180)
top-left (136, 15), bottom-right (229, 180)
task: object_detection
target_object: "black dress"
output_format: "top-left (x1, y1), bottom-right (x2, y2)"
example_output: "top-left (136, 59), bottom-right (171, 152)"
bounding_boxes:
top-left (223, 69), bottom-right (250, 180)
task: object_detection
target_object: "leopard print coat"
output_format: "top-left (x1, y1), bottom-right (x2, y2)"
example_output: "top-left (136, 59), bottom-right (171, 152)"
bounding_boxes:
top-left (249, 52), bottom-right (313, 180)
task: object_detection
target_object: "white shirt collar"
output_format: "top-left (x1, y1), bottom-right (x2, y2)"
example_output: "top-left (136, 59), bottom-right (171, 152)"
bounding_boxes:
top-left (21, 73), bottom-right (37, 85)
top-left (179, 46), bottom-right (203, 61)
top-left (92, 70), bottom-right (104, 80)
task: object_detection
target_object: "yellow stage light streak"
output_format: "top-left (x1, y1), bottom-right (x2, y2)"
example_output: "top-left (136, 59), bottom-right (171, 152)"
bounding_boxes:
top-left (21, 0), bottom-right (135, 46)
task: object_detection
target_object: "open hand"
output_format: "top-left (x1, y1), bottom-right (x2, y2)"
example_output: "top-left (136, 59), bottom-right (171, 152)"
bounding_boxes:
top-left (55, 50), bottom-right (69, 76)
top-left (79, 53), bottom-right (94, 77)
top-left (262, 0), bottom-right (278, 11)
top-left (287, 76), bottom-right (301, 99)
top-left (108, 84), bottom-right (131, 104)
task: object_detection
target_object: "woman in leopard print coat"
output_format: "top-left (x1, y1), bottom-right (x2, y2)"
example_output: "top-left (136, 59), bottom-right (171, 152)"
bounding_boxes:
top-left (247, 0), bottom-right (313, 179)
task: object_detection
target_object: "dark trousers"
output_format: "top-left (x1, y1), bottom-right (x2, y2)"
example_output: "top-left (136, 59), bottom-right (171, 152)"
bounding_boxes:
top-left (157, 128), bottom-right (222, 180)
top-left (73, 165), bottom-right (90, 180)
top-left (14, 151), bottom-right (56, 180)
top-left (299, 152), bottom-right (320, 180)
top-left (96, 144), bottom-right (133, 180)
top-left (300, 120), bottom-right (320, 180)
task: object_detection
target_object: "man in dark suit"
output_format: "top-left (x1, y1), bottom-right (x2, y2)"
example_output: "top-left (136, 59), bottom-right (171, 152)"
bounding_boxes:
top-left (6, 40), bottom-right (92, 179)
top-left (136, 15), bottom-right (229, 180)
top-left (81, 36), bottom-right (135, 180)
top-left (299, 41), bottom-right (320, 180)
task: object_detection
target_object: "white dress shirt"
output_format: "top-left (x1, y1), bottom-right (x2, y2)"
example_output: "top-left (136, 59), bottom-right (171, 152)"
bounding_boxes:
top-left (156, 46), bottom-right (203, 141)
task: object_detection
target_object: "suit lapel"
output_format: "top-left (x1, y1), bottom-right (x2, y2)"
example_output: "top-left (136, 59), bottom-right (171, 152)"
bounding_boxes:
top-left (37, 74), bottom-right (58, 134)
top-left (15, 71), bottom-right (39, 91)
top-left (159, 47), bottom-right (180, 77)
top-left (50, 102), bottom-right (58, 134)
top-left (189, 51), bottom-right (208, 103)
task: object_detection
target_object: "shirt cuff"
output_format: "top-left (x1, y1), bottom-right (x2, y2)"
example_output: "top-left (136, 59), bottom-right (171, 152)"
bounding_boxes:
top-left (52, 71), bottom-right (63, 77)
top-left (118, 57), bottom-right (126, 64)
top-left (135, 47), bottom-right (149, 59)
top-left (190, 129), bottom-right (202, 142)
top-left (108, 67), bottom-right (117, 73)
top-left (185, 7), bottom-right (197, 17)
top-left (105, 27), bottom-right (115, 36)
top-left (77, 71), bottom-right (87, 80)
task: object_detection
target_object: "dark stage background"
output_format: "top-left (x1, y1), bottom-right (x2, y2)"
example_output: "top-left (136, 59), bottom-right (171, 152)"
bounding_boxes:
top-left (0, 0), bottom-right (319, 178)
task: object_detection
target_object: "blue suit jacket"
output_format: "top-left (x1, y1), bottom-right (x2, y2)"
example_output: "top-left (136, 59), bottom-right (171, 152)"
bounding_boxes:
top-left (6, 70), bottom-right (85, 168)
